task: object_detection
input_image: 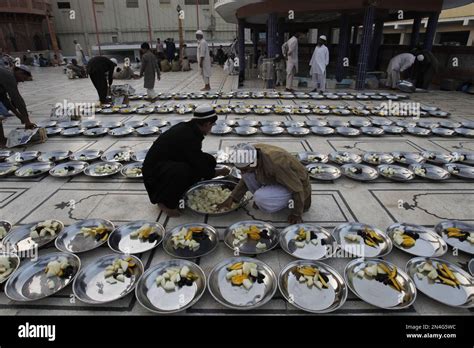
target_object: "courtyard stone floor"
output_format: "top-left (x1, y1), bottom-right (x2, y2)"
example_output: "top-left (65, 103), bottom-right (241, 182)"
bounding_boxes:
top-left (0, 64), bottom-right (473, 316)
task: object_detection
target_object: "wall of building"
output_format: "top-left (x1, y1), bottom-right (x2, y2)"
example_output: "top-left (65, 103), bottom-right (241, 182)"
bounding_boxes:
top-left (50, 0), bottom-right (237, 56)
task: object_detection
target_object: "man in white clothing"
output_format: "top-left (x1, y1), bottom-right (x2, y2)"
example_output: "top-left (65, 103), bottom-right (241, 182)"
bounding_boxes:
top-left (309, 35), bottom-right (330, 93)
top-left (386, 52), bottom-right (416, 89)
top-left (282, 32), bottom-right (301, 92)
top-left (74, 40), bottom-right (85, 66)
top-left (196, 30), bottom-right (212, 91)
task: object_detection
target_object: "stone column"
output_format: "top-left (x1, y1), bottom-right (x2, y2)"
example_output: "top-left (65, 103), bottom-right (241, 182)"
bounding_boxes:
top-left (369, 18), bottom-right (384, 70)
top-left (424, 11), bottom-right (440, 51)
top-left (336, 14), bottom-right (351, 82)
top-left (238, 18), bottom-right (246, 81)
top-left (356, 4), bottom-right (376, 90)
top-left (410, 13), bottom-right (422, 49)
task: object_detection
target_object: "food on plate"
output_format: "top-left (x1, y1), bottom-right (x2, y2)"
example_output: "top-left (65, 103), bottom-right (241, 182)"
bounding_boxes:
top-left (344, 227), bottom-right (384, 248)
top-left (356, 263), bottom-right (403, 292)
top-left (53, 165), bottom-right (77, 176)
top-left (448, 165), bottom-right (460, 175)
top-left (392, 228), bottom-right (419, 248)
top-left (444, 227), bottom-right (474, 244)
top-left (293, 228), bottom-right (319, 248)
top-left (30, 220), bottom-right (61, 240)
top-left (335, 153), bottom-right (352, 163)
top-left (44, 257), bottom-right (74, 289)
top-left (232, 225), bottom-right (271, 250)
top-left (125, 166), bottom-right (142, 177)
top-left (413, 167), bottom-right (427, 176)
top-left (104, 257), bottom-right (137, 284)
top-left (306, 154), bottom-right (324, 163)
top-left (129, 224), bottom-right (159, 242)
top-left (226, 261), bottom-right (265, 290)
top-left (94, 163), bottom-right (119, 175)
top-left (80, 224), bottom-right (110, 241)
top-left (111, 151), bottom-right (130, 162)
top-left (415, 261), bottom-right (461, 288)
top-left (0, 257), bottom-right (14, 282)
top-left (0, 226), bottom-right (8, 239)
top-left (23, 168), bottom-right (44, 176)
top-left (155, 265), bottom-right (199, 291)
top-left (348, 166), bottom-right (363, 175)
top-left (394, 154), bottom-right (407, 163)
top-left (187, 186), bottom-right (238, 213)
top-left (308, 166), bottom-right (326, 175)
top-left (366, 154), bottom-right (381, 164)
top-left (293, 265), bottom-right (329, 289)
top-left (381, 167), bottom-right (396, 177)
top-left (171, 226), bottom-right (208, 251)
top-left (0, 166), bottom-right (18, 175)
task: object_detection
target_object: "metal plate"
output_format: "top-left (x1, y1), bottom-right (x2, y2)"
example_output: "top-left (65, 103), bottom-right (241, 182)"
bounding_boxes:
top-left (163, 223), bottom-right (218, 259)
top-left (461, 121), bottom-right (474, 129)
top-left (435, 220), bottom-right (474, 255)
top-left (345, 258), bottom-right (416, 309)
top-left (37, 120), bottom-right (57, 128)
top-left (469, 259), bottom-right (474, 276)
top-left (0, 163), bottom-right (19, 177)
top-left (236, 119), bottom-right (259, 127)
top-left (452, 151), bottom-right (474, 165)
top-left (307, 164), bottom-right (342, 181)
top-left (407, 127), bottom-right (431, 136)
top-left (298, 152), bottom-right (328, 164)
top-left (311, 126), bottom-right (335, 135)
top-left (208, 150), bottom-right (230, 164)
top-left (363, 152), bottom-right (394, 165)
top-left (55, 219), bottom-right (115, 253)
top-left (254, 108), bottom-right (272, 115)
top-left (15, 162), bottom-right (54, 178)
top-left (333, 109), bottom-right (352, 116)
top-left (81, 120), bottom-right (100, 129)
top-left (84, 162), bottom-right (123, 177)
top-left (329, 151), bottom-right (362, 165)
top-left (439, 121), bottom-right (461, 129)
top-left (361, 126), bottom-right (384, 136)
top-left (406, 257), bottom-right (473, 308)
top-left (5, 252), bottom-right (80, 302)
top-left (108, 126), bottom-right (134, 137)
top-left (334, 222), bottom-right (392, 258)
top-left (392, 152), bottom-right (425, 165)
top-left (211, 125), bottom-right (233, 135)
top-left (306, 119), bottom-right (327, 127)
top-left (101, 149), bottom-right (132, 162)
top-left (279, 260), bottom-right (347, 313)
top-left (100, 108), bottom-right (116, 114)
top-left (455, 128), bottom-right (474, 137)
top-left (121, 162), bottom-right (143, 179)
top-left (279, 224), bottom-right (336, 260)
top-left (108, 221), bottom-right (164, 254)
top-left (328, 120), bottom-right (349, 128)
top-left (224, 221), bottom-right (279, 255)
top-left (38, 151), bottom-right (72, 162)
top-left (382, 125), bottom-right (405, 134)
top-left (396, 120), bottom-right (417, 128)
top-left (73, 254), bottom-right (143, 304)
top-left (235, 126), bottom-right (258, 136)
top-left (378, 164), bottom-right (415, 182)
top-left (135, 259), bottom-right (206, 314)
top-left (155, 107), bottom-right (173, 114)
top-left (421, 105), bottom-right (438, 112)
top-left (287, 127), bottom-right (310, 137)
top-left (50, 161), bottom-right (88, 177)
top-left (145, 119), bottom-right (168, 128)
top-left (409, 163), bottom-right (451, 180)
top-left (6, 151), bottom-right (39, 163)
top-left (432, 128), bottom-right (455, 137)
top-left (185, 180), bottom-right (249, 216)
top-left (445, 163), bottom-right (474, 179)
top-left (429, 110), bottom-right (450, 118)
top-left (341, 164), bottom-right (379, 181)
top-left (70, 149), bottom-right (103, 162)
top-left (0, 253), bottom-right (20, 284)
top-left (336, 127), bottom-right (360, 136)
top-left (84, 127), bottom-right (109, 137)
top-left (3, 220), bottom-right (64, 254)
top-left (135, 126), bottom-right (160, 136)
top-left (349, 118), bottom-right (372, 128)
top-left (61, 127), bottom-right (84, 136)
top-left (387, 223), bottom-right (448, 257)
top-left (57, 121), bottom-right (80, 128)
top-left (131, 150), bottom-right (148, 162)
top-left (125, 120), bottom-right (145, 128)
top-left (45, 127), bottom-right (64, 136)
top-left (418, 121), bottom-right (439, 129)
top-left (294, 108), bottom-right (311, 115)
top-left (371, 118), bottom-right (393, 127)
top-left (208, 257), bottom-right (277, 310)
top-left (136, 107), bottom-right (155, 115)
top-left (421, 151), bottom-right (456, 164)
top-left (261, 126), bottom-right (285, 135)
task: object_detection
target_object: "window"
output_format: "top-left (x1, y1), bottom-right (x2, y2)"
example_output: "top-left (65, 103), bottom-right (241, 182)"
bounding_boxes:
top-left (57, 2), bottom-right (71, 9)
top-left (185, 0), bottom-right (210, 5)
top-left (126, 0), bottom-right (139, 8)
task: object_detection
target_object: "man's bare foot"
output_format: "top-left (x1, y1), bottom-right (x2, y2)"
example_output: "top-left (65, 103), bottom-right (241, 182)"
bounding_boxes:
top-left (158, 203), bottom-right (181, 218)
top-left (201, 86), bottom-right (211, 91)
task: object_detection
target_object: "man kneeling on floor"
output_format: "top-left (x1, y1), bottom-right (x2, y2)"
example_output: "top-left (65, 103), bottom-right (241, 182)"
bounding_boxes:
top-left (218, 143), bottom-right (311, 224)
top-left (142, 105), bottom-right (230, 217)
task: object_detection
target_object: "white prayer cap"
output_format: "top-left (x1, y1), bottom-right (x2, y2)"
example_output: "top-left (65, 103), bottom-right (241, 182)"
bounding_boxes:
top-left (319, 35), bottom-right (327, 41)
top-left (417, 54), bottom-right (425, 62)
top-left (110, 58), bottom-right (118, 65)
top-left (231, 143), bottom-right (258, 169)
top-left (196, 30), bottom-right (204, 36)
top-left (193, 104), bottom-right (216, 120)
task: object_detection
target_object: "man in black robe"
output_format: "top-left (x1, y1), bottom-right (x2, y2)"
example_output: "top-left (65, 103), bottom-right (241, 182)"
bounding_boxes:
top-left (413, 48), bottom-right (439, 90)
top-left (87, 56), bottom-right (117, 104)
top-left (143, 105), bottom-right (230, 217)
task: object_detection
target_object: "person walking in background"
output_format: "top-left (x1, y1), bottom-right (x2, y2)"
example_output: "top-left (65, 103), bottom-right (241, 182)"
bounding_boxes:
top-left (74, 40), bottom-right (86, 66)
top-left (87, 56), bottom-right (117, 105)
top-left (156, 38), bottom-right (164, 55)
top-left (165, 39), bottom-right (176, 63)
top-left (282, 32), bottom-right (301, 92)
top-left (140, 42), bottom-right (161, 101)
top-left (309, 35), bottom-right (330, 93)
top-left (385, 52), bottom-right (415, 89)
top-left (216, 45), bottom-right (226, 67)
top-left (196, 30), bottom-right (212, 91)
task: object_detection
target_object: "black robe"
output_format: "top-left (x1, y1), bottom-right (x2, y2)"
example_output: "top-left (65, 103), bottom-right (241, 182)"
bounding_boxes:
top-left (142, 121), bottom-right (216, 208)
